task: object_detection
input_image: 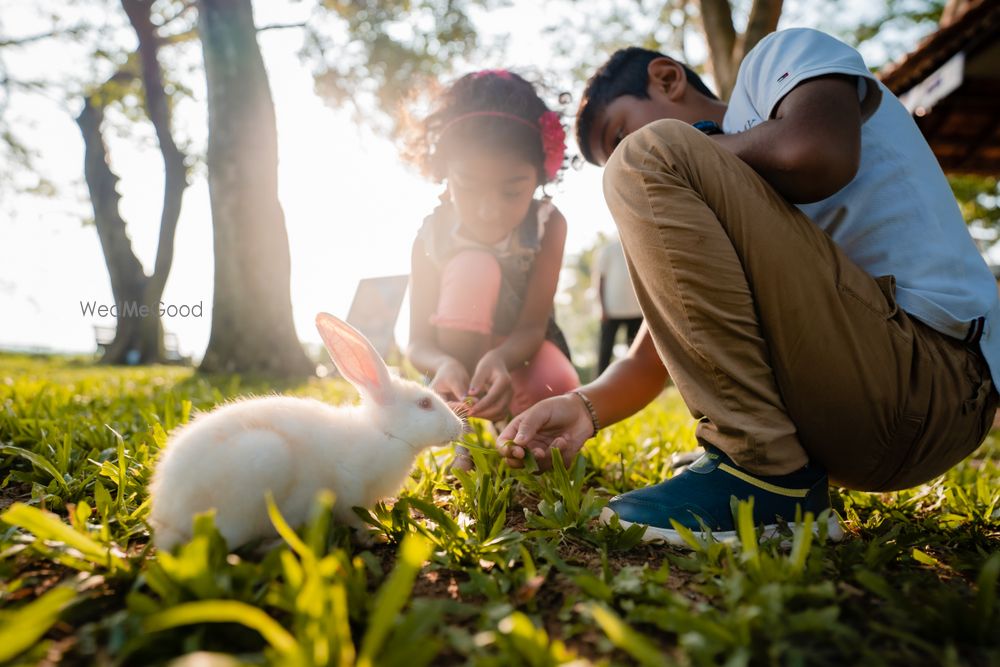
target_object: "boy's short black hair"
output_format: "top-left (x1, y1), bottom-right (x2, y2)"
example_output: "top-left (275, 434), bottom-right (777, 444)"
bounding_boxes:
top-left (576, 47), bottom-right (718, 165)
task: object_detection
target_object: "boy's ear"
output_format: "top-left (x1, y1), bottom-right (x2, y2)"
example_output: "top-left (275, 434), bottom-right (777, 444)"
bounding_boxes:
top-left (646, 57), bottom-right (687, 102)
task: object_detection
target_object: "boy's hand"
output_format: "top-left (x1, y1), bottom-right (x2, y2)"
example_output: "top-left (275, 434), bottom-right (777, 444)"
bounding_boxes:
top-left (467, 351), bottom-right (513, 421)
top-left (497, 394), bottom-right (594, 471)
top-left (430, 358), bottom-right (470, 402)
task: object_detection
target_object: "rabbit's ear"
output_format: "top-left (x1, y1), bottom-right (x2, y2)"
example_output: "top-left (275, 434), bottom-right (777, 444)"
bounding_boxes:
top-left (315, 313), bottom-right (393, 405)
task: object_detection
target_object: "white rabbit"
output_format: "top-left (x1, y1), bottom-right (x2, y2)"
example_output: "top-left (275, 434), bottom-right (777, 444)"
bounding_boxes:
top-left (148, 313), bottom-right (464, 551)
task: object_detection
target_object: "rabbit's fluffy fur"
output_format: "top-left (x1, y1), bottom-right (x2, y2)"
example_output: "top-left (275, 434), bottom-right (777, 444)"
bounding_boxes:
top-left (148, 315), bottom-right (464, 551)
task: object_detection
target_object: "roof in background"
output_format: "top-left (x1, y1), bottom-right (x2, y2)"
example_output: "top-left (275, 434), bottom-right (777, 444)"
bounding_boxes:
top-left (878, 0), bottom-right (1000, 175)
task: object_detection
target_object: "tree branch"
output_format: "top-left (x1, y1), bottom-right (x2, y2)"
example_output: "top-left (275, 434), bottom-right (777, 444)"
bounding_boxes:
top-left (698, 0), bottom-right (738, 98)
top-left (155, 0), bottom-right (197, 28)
top-left (120, 0), bottom-right (188, 297)
top-left (740, 0), bottom-right (783, 60)
top-left (257, 22), bottom-right (307, 32)
top-left (0, 25), bottom-right (89, 48)
top-left (161, 27), bottom-right (199, 46)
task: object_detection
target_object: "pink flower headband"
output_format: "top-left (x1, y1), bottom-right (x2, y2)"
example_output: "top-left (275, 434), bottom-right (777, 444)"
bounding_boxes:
top-left (438, 71), bottom-right (567, 181)
top-left (472, 69), bottom-right (513, 80)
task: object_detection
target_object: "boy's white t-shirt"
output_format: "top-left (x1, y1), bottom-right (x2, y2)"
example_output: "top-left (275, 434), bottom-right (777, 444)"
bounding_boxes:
top-left (723, 27), bottom-right (1000, 382)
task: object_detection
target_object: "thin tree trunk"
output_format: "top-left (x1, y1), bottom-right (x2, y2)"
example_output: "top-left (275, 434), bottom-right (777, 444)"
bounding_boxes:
top-left (77, 84), bottom-right (166, 365)
top-left (122, 0), bottom-right (188, 310)
top-left (77, 0), bottom-right (189, 366)
top-left (196, 0), bottom-right (314, 378)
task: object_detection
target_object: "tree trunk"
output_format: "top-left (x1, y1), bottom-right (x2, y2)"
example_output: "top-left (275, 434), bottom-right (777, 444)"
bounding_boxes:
top-left (698, 0), bottom-right (783, 100)
top-left (76, 0), bottom-right (189, 366)
top-left (699, 0), bottom-right (738, 99)
top-left (122, 0), bottom-right (188, 309)
top-left (196, 0), bottom-right (314, 378)
top-left (77, 92), bottom-right (167, 365)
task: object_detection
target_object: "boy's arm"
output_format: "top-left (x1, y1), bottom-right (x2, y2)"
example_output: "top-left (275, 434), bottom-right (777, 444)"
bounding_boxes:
top-left (575, 321), bottom-right (669, 427)
top-left (713, 74), bottom-right (863, 204)
top-left (498, 323), bottom-right (669, 470)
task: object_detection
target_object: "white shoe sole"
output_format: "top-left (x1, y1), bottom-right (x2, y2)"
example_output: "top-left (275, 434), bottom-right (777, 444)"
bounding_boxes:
top-left (599, 506), bottom-right (845, 548)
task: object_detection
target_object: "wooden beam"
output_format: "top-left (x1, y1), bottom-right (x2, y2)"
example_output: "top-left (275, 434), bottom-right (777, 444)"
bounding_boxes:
top-left (961, 107), bottom-right (1000, 167)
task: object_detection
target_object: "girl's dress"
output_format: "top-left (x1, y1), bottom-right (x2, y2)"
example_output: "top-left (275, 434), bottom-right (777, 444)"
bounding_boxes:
top-left (416, 197), bottom-right (579, 415)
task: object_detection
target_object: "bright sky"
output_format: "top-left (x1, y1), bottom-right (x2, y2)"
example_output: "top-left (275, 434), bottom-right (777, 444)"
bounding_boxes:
top-left (0, 1), bottom-right (924, 361)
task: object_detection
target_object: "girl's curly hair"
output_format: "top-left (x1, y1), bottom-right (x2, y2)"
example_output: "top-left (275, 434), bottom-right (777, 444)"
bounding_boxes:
top-left (402, 70), bottom-right (563, 184)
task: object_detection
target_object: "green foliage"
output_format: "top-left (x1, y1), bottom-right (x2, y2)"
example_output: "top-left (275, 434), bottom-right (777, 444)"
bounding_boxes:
top-left (1, 352), bottom-right (999, 665)
top-left (951, 174), bottom-right (1000, 231)
top-left (810, 0), bottom-right (946, 67)
top-left (521, 447), bottom-right (606, 538)
top-left (0, 586), bottom-right (77, 663)
top-left (545, 0), bottom-right (697, 87)
top-left (305, 0), bottom-right (501, 136)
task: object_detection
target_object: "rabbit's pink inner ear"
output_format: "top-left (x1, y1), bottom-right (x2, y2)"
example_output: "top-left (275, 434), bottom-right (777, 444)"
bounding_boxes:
top-left (316, 314), bottom-right (392, 404)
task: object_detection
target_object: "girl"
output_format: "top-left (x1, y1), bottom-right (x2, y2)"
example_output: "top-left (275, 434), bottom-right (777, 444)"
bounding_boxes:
top-left (404, 69), bottom-right (580, 469)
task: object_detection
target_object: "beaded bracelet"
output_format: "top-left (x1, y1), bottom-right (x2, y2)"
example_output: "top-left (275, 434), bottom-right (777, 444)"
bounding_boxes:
top-left (571, 390), bottom-right (600, 438)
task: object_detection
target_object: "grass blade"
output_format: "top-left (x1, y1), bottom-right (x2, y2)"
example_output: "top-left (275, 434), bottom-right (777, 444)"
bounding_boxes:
top-left (106, 425), bottom-right (128, 512)
top-left (143, 600), bottom-right (302, 662)
top-left (788, 511), bottom-right (815, 574)
top-left (1, 502), bottom-right (127, 572)
top-left (586, 602), bottom-right (670, 666)
top-left (0, 586), bottom-right (76, 662)
top-left (736, 498), bottom-right (759, 565)
top-left (975, 552), bottom-right (1000, 639)
top-left (265, 491), bottom-right (311, 560)
top-left (357, 532), bottom-right (433, 667)
top-left (0, 444), bottom-right (70, 492)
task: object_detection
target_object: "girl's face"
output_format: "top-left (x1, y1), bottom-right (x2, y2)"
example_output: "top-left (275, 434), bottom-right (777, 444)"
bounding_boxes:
top-left (446, 149), bottom-right (539, 245)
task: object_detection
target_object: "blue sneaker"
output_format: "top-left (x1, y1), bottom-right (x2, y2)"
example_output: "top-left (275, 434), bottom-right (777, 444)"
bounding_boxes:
top-left (599, 446), bottom-right (844, 546)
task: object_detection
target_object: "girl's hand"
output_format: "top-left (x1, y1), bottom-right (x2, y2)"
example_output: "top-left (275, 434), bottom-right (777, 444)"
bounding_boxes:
top-left (468, 350), bottom-right (513, 421)
top-left (430, 358), bottom-right (471, 402)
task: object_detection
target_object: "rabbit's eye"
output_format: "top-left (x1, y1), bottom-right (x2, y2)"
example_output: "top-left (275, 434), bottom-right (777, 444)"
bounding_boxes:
top-left (417, 397), bottom-right (433, 410)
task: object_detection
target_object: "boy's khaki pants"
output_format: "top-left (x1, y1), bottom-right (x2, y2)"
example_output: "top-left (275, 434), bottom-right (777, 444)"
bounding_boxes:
top-left (603, 119), bottom-right (997, 491)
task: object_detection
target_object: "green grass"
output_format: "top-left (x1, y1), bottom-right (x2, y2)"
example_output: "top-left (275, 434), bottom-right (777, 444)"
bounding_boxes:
top-left (0, 352), bottom-right (998, 666)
